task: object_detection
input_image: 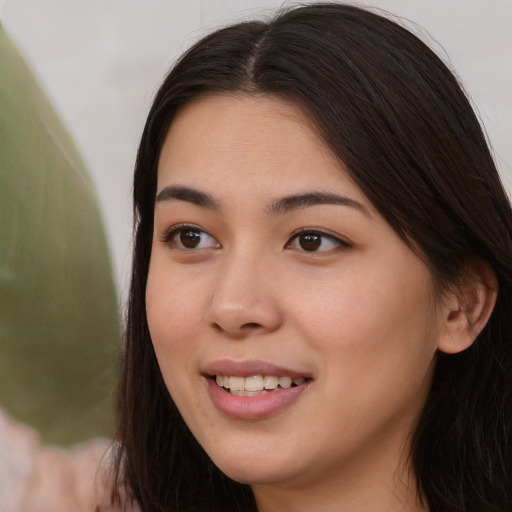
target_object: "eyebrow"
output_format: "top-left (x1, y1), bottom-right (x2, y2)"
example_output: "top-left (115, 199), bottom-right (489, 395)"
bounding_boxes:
top-left (156, 185), bottom-right (220, 210)
top-left (155, 185), bottom-right (369, 217)
top-left (267, 191), bottom-right (370, 217)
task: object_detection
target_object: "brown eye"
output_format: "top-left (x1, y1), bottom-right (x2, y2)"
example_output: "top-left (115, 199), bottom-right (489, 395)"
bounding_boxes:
top-left (162, 225), bottom-right (219, 250)
top-left (299, 233), bottom-right (322, 252)
top-left (180, 229), bottom-right (202, 249)
top-left (286, 230), bottom-right (348, 253)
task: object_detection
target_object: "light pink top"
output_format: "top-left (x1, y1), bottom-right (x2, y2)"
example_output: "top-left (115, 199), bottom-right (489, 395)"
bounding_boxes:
top-left (0, 407), bottom-right (120, 512)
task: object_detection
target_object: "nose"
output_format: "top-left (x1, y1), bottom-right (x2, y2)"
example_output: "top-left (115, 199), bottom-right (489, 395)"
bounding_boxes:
top-left (205, 250), bottom-right (283, 339)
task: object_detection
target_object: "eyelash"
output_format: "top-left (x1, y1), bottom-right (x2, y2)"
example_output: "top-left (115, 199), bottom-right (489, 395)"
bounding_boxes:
top-left (160, 224), bottom-right (351, 253)
top-left (285, 228), bottom-right (351, 253)
top-left (160, 224), bottom-right (220, 250)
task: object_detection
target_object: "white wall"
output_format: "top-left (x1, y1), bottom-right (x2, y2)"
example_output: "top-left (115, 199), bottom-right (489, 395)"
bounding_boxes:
top-left (1, 0), bottom-right (511, 299)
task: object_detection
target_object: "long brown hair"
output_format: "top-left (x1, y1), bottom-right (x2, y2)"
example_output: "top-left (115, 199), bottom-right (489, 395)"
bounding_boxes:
top-left (111, 4), bottom-right (512, 511)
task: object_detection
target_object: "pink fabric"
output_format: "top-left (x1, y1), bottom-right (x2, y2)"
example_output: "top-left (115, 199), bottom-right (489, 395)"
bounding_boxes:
top-left (0, 408), bottom-right (117, 512)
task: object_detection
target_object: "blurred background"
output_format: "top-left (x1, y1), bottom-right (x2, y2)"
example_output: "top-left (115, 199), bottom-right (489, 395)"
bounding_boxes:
top-left (1, 0), bottom-right (511, 298)
top-left (0, 0), bottom-right (510, 446)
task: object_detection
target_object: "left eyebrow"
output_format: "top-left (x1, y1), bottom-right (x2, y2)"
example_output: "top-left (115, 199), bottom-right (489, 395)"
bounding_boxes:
top-left (267, 191), bottom-right (370, 217)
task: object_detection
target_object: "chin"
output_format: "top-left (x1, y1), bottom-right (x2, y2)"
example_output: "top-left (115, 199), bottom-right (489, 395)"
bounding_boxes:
top-left (218, 464), bottom-right (292, 486)
top-left (208, 448), bottom-right (303, 487)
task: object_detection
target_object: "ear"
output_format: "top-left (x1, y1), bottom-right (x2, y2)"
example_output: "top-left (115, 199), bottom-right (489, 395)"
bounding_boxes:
top-left (437, 258), bottom-right (498, 354)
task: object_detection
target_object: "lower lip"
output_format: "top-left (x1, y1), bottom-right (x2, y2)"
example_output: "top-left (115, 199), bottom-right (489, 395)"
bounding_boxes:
top-left (206, 378), bottom-right (309, 420)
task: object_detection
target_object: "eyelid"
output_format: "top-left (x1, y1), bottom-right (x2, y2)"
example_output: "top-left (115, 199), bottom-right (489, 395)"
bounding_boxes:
top-left (160, 223), bottom-right (220, 249)
top-left (160, 223), bottom-right (196, 244)
top-left (286, 228), bottom-right (352, 251)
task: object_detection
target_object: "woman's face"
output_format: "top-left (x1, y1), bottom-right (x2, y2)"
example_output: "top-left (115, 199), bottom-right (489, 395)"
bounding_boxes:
top-left (146, 94), bottom-right (447, 497)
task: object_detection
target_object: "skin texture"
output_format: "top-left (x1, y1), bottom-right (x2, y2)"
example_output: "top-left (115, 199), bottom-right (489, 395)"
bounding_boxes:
top-left (146, 93), bottom-right (460, 512)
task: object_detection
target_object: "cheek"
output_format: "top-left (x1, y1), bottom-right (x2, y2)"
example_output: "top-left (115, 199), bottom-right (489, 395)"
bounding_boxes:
top-left (291, 274), bottom-right (438, 447)
top-left (288, 259), bottom-right (438, 381)
top-left (146, 269), bottom-right (209, 422)
top-left (145, 259), bottom-right (204, 374)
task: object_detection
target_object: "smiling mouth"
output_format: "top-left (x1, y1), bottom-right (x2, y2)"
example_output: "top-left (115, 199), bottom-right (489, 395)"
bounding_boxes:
top-left (213, 374), bottom-right (309, 397)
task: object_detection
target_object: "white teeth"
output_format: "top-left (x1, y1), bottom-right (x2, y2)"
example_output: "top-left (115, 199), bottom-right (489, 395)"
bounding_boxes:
top-left (263, 375), bottom-right (279, 390)
top-left (214, 374), bottom-right (307, 394)
top-left (245, 375), bottom-right (264, 392)
top-left (231, 389), bottom-right (261, 397)
top-left (278, 376), bottom-right (292, 389)
top-left (229, 376), bottom-right (245, 391)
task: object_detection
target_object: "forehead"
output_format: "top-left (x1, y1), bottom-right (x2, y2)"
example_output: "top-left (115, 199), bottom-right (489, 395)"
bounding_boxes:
top-left (157, 93), bottom-right (370, 209)
top-left (168, 92), bottom-right (316, 147)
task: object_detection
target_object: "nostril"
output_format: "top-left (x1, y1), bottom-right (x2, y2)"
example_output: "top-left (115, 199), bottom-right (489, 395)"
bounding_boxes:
top-left (241, 322), bottom-right (263, 330)
top-left (211, 322), bottom-right (223, 333)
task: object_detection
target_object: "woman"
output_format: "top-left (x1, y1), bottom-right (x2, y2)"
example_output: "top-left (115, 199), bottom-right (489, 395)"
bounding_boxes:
top-left (110, 4), bottom-right (512, 511)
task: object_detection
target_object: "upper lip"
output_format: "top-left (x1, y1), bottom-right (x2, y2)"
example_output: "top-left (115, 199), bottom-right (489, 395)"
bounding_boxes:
top-left (202, 359), bottom-right (312, 379)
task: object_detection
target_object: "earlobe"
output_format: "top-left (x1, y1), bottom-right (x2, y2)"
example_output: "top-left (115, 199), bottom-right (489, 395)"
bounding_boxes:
top-left (437, 259), bottom-right (498, 355)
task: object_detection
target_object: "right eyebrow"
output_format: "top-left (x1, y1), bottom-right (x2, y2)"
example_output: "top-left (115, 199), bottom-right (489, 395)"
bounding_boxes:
top-left (155, 185), bottom-right (220, 211)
